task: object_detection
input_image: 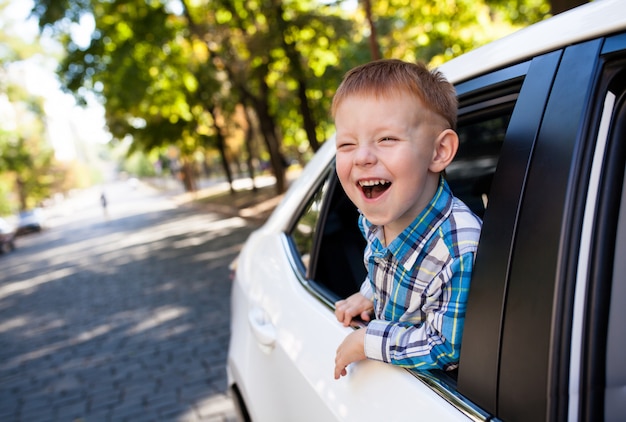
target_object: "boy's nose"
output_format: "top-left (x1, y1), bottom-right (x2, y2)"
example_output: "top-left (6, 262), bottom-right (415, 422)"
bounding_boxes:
top-left (354, 144), bottom-right (376, 166)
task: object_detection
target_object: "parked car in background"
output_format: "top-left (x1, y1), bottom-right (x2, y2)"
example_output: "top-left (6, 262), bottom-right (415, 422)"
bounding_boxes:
top-left (227, 1), bottom-right (626, 421)
top-left (0, 218), bottom-right (16, 254)
top-left (16, 208), bottom-right (45, 235)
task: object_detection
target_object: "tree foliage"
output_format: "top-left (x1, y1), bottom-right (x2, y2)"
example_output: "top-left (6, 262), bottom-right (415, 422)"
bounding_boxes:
top-left (28, 0), bottom-right (554, 194)
top-left (0, 1), bottom-right (69, 213)
top-left (0, 101), bottom-right (57, 212)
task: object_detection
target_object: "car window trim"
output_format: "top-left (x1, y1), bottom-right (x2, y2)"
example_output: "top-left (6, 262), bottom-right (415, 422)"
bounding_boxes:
top-left (601, 31), bottom-right (626, 55)
top-left (458, 93), bottom-right (518, 121)
top-left (406, 371), bottom-right (493, 422)
top-left (454, 61), bottom-right (529, 98)
top-left (569, 90), bottom-right (616, 421)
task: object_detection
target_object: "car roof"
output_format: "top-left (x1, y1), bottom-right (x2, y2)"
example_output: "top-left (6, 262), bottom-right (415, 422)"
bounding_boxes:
top-left (438, 0), bottom-right (626, 84)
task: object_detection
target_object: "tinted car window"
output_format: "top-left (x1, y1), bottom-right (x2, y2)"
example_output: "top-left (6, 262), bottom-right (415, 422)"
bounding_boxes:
top-left (290, 174), bottom-right (329, 277)
top-left (448, 98), bottom-right (516, 217)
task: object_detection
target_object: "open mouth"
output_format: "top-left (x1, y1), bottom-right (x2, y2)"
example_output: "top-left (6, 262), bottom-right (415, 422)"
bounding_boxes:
top-left (359, 179), bottom-right (391, 199)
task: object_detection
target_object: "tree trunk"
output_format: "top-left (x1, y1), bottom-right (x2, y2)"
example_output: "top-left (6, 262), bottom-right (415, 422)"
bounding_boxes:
top-left (180, 160), bottom-right (197, 192)
top-left (16, 177), bottom-right (27, 212)
top-left (272, 0), bottom-right (320, 152)
top-left (224, 59), bottom-right (287, 195)
top-left (181, 0), bottom-right (286, 193)
top-left (362, 0), bottom-right (381, 61)
top-left (208, 107), bottom-right (236, 194)
top-left (250, 93), bottom-right (287, 194)
top-left (243, 106), bottom-right (258, 192)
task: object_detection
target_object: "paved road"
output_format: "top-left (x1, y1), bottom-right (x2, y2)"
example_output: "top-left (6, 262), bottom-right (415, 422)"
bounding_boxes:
top-left (0, 181), bottom-right (257, 421)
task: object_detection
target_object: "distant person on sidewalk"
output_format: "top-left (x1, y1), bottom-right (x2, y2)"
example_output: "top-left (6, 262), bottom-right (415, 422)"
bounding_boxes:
top-left (100, 191), bottom-right (109, 219)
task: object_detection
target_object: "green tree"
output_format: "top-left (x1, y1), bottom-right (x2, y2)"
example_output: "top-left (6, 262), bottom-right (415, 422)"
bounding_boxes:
top-left (0, 1), bottom-right (62, 213)
top-left (352, 0), bottom-right (552, 66)
top-left (31, 0), bottom-right (357, 193)
top-left (0, 105), bottom-right (56, 211)
top-left (181, 0), bottom-right (354, 191)
top-left (29, 0), bottom-right (555, 197)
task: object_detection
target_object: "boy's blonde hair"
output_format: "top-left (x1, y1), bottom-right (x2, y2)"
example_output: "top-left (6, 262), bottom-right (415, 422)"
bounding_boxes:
top-left (331, 59), bottom-right (458, 130)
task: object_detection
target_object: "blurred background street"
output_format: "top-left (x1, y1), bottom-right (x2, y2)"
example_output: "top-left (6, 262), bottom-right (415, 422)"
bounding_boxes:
top-left (0, 179), bottom-right (258, 421)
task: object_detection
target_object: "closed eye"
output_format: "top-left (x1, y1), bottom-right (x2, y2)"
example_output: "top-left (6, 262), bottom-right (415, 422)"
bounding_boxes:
top-left (336, 141), bottom-right (356, 150)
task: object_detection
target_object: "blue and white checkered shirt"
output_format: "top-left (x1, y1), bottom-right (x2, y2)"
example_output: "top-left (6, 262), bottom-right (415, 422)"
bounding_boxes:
top-left (359, 177), bottom-right (482, 371)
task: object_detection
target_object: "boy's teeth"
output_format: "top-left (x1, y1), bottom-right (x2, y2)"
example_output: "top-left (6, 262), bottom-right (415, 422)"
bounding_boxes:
top-left (359, 179), bottom-right (391, 199)
top-left (359, 180), bottom-right (388, 187)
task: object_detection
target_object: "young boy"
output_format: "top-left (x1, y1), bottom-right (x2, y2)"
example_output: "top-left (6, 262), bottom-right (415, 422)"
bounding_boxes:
top-left (332, 59), bottom-right (482, 380)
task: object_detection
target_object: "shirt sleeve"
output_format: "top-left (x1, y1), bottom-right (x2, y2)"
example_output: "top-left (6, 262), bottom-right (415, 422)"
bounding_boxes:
top-left (363, 251), bottom-right (475, 371)
top-left (359, 277), bottom-right (373, 300)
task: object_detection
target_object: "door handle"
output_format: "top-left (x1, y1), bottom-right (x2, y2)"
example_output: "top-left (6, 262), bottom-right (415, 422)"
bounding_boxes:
top-left (248, 307), bottom-right (276, 350)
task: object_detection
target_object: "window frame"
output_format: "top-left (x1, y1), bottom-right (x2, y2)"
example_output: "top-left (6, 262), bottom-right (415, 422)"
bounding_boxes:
top-left (284, 164), bottom-right (344, 309)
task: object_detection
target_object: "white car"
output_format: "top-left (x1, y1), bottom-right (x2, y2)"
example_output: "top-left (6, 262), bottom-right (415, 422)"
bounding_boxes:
top-left (0, 217), bottom-right (16, 254)
top-left (227, 1), bottom-right (626, 421)
top-left (16, 208), bottom-right (45, 235)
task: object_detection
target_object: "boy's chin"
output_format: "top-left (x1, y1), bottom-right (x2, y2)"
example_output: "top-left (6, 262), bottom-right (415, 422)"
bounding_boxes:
top-left (360, 211), bottom-right (392, 227)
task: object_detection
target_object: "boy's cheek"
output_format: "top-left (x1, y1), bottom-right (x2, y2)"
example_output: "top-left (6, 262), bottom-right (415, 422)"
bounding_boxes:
top-left (337, 177), bottom-right (358, 203)
top-left (335, 162), bottom-right (350, 187)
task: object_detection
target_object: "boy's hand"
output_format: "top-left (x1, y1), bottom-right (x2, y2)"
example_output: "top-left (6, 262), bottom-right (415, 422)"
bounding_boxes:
top-left (334, 329), bottom-right (367, 379)
top-left (335, 293), bottom-right (374, 327)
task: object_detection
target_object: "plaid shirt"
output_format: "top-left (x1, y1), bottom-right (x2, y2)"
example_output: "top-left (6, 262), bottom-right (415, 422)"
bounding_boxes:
top-left (359, 177), bottom-right (482, 370)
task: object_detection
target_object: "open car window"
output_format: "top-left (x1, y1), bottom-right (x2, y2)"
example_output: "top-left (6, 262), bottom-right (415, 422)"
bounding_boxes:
top-left (286, 166), bottom-right (365, 304)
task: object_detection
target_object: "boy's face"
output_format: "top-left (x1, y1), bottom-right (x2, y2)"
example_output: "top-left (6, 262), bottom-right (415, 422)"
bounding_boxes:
top-left (335, 91), bottom-right (445, 241)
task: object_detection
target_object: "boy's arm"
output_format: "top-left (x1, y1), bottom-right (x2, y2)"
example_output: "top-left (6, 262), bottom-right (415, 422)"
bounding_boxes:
top-left (363, 252), bottom-right (475, 370)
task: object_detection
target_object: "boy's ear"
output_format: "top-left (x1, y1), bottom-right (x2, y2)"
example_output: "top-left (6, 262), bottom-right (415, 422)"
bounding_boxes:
top-left (429, 129), bottom-right (459, 173)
